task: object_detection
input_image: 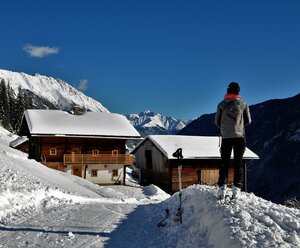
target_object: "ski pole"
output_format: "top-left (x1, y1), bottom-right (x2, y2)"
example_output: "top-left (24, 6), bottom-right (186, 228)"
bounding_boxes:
top-left (173, 148), bottom-right (183, 224)
top-left (178, 164), bottom-right (182, 224)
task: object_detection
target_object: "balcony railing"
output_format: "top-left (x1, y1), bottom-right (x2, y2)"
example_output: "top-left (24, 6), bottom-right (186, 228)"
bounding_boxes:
top-left (64, 154), bottom-right (134, 165)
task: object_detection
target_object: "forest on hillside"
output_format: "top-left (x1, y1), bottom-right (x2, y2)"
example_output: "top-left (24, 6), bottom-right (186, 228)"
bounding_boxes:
top-left (0, 79), bottom-right (33, 132)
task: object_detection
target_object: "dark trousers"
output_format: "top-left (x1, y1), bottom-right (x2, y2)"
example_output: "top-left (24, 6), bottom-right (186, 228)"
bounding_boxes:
top-left (218, 137), bottom-right (245, 188)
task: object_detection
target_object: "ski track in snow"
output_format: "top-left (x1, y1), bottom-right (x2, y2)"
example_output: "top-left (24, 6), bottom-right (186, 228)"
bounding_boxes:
top-left (0, 126), bottom-right (300, 247)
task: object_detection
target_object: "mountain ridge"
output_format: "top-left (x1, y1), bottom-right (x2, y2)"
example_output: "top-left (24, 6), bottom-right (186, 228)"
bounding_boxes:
top-left (126, 110), bottom-right (187, 136)
top-left (0, 69), bottom-right (109, 112)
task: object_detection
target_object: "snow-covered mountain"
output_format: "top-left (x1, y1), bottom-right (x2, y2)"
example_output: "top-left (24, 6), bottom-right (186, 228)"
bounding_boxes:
top-left (0, 69), bottom-right (109, 112)
top-left (0, 127), bottom-right (299, 247)
top-left (126, 110), bottom-right (187, 136)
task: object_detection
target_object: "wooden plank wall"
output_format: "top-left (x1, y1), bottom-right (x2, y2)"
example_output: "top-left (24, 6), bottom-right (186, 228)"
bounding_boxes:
top-left (37, 137), bottom-right (126, 162)
top-left (140, 169), bottom-right (171, 193)
top-left (171, 165), bottom-right (234, 193)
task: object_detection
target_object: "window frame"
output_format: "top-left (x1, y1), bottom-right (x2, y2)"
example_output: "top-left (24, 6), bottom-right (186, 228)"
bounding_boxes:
top-left (50, 148), bottom-right (57, 156)
top-left (92, 150), bottom-right (99, 156)
top-left (112, 150), bottom-right (118, 157)
top-left (112, 169), bottom-right (118, 177)
top-left (91, 169), bottom-right (98, 177)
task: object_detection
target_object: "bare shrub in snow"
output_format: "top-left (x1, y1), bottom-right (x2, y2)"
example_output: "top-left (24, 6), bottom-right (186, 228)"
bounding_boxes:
top-left (284, 197), bottom-right (300, 209)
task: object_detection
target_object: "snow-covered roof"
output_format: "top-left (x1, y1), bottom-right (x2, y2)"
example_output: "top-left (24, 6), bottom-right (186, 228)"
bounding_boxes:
top-left (9, 136), bottom-right (28, 148)
top-left (133, 135), bottom-right (259, 160)
top-left (21, 110), bottom-right (141, 138)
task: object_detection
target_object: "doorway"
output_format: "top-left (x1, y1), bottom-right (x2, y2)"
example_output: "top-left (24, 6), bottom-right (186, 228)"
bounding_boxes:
top-left (145, 150), bottom-right (153, 169)
top-left (72, 165), bottom-right (82, 177)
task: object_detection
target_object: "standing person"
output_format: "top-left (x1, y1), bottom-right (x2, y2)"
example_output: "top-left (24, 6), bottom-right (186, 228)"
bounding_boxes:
top-left (215, 82), bottom-right (251, 199)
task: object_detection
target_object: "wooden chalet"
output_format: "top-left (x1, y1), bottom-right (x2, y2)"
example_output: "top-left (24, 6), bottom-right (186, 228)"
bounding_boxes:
top-left (132, 135), bottom-right (259, 193)
top-left (16, 109), bottom-right (141, 185)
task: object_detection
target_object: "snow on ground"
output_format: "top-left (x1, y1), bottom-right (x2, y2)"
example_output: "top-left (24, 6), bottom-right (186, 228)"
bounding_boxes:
top-left (0, 126), bottom-right (299, 247)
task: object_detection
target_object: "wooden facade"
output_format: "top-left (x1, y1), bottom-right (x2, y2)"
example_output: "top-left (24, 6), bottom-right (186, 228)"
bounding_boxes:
top-left (28, 136), bottom-right (126, 163)
top-left (133, 136), bottom-right (254, 194)
top-left (20, 136), bottom-right (135, 184)
top-left (136, 143), bottom-right (236, 193)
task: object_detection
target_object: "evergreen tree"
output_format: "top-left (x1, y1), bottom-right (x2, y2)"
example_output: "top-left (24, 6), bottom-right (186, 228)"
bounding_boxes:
top-left (24, 92), bottom-right (33, 110)
top-left (0, 79), bottom-right (11, 130)
top-left (7, 82), bottom-right (16, 132)
top-left (0, 80), bottom-right (34, 132)
top-left (13, 87), bottom-right (26, 132)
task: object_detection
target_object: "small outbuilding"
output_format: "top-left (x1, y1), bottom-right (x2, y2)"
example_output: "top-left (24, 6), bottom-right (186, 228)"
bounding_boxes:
top-left (9, 136), bottom-right (29, 153)
top-left (132, 135), bottom-right (259, 193)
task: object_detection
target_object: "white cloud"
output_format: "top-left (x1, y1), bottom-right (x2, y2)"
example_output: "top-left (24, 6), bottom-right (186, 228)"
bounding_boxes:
top-left (76, 79), bottom-right (88, 91)
top-left (23, 44), bottom-right (60, 58)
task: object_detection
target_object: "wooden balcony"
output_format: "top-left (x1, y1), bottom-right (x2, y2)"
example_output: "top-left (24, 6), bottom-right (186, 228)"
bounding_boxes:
top-left (63, 154), bottom-right (135, 165)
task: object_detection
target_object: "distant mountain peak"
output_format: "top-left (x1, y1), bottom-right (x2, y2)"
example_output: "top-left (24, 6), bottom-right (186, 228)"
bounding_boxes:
top-left (126, 110), bottom-right (187, 136)
top-left (0, 69), bottom-right (109, 113)
top-left (139, 110), bottom-right (156, 116)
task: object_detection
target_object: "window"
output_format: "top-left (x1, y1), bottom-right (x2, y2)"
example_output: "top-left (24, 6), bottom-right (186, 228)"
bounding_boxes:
top-left (92, 150), bottom-right (99, 156)
top-left (112, 169), bottom-right (118, 177)
top-left (50, 148), bottom-right (57, 156)
top-left (112, 150), bottom-right (118, 156)
top-left (91, 170), bottom-right (98, 177)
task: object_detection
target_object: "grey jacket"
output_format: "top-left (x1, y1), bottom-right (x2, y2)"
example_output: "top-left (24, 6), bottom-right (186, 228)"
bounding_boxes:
top-left (215, 97), bottom-right (251, 139)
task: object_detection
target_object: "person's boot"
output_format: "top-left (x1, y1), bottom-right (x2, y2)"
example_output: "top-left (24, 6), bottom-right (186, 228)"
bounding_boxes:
top-left (232, 186), bottom-right (241, 199)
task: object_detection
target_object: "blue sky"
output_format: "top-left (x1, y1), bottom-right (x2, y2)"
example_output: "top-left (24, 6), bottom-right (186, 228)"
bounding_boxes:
top-left (1, 0), bottom-right (300, 120)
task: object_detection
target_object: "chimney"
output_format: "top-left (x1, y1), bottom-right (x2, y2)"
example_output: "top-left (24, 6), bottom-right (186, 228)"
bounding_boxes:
top-left (73, 106), bottom-right (81, 115)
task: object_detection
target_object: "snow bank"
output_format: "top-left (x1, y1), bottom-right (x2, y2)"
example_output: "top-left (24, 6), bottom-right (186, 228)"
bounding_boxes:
top-left (0, 126), bottom-right (18, 146)
top-left (155, 185), bottom-right (300, 248)
top-left (143, 184), bottom-right (170, 201)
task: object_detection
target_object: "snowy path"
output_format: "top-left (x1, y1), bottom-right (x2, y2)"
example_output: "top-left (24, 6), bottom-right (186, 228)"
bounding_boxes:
top-left (0, 202), bottom-right (135, 248)
top-left (0, 186), bottom-right (170, 248)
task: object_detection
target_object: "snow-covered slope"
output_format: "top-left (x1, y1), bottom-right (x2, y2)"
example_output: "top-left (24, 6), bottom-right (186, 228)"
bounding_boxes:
top-left (0, 69), bottom-right (109, 112)
top-left (0, 127), bottom-right (299, 247)
top-left (150, 185), bottom-right (300, 248)
top-left (126, 110), bottom-right (187, 136)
